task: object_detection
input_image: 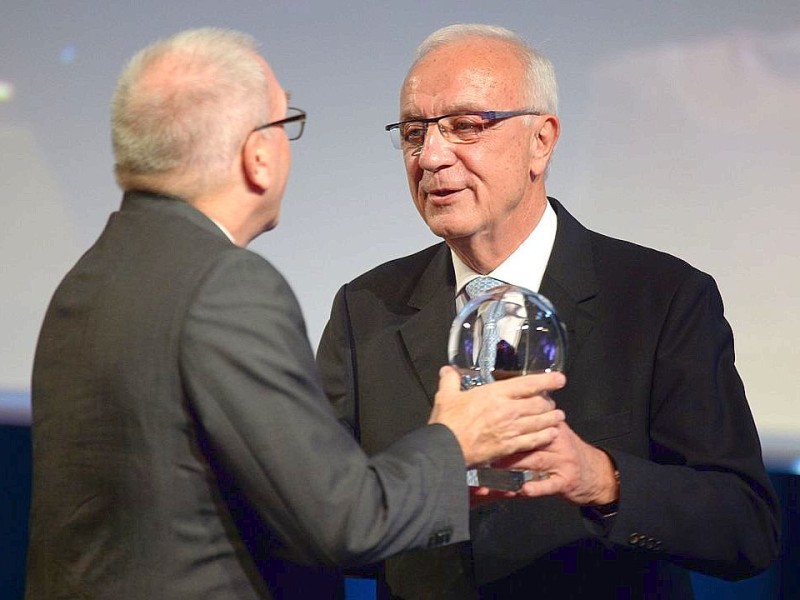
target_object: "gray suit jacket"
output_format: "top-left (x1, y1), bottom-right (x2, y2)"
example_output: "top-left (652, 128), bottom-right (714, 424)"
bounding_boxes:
top-left (316, 198), bottom-right (780, 599)
top-left (25, 191), bottom-right (469, 600)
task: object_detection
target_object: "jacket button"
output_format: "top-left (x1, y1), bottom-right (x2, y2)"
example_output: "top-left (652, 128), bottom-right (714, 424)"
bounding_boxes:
top-left (427, 527), bottom-right (453, 548)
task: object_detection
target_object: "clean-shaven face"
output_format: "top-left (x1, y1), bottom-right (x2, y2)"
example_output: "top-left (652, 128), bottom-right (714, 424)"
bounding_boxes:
top-left (399, 37), bottom-right (542, 245)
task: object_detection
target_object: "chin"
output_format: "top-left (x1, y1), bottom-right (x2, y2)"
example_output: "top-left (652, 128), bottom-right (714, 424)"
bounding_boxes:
top-left (425, 215), bottom-right (475, 241)
top-left (260, 214), bottom-right (279, 233)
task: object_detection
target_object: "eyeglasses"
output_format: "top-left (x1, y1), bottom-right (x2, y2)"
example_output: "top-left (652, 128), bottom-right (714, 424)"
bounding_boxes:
top-left (385, 110), bottom-right (540, 153)
top-left (252, 107), bottom-right (306, 141)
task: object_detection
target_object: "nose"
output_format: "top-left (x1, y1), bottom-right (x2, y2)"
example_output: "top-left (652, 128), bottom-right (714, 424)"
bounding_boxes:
top-left (416, 122), bottom-right (457, 171)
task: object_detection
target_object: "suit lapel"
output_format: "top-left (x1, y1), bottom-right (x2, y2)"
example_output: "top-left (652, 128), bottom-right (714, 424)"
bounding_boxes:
top-left (399, 244), bottom-right (457, 406)
top-left (539, 199), bottom-right (599, 374)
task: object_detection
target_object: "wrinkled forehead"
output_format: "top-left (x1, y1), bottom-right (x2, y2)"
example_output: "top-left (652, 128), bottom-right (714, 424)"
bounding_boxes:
top-left (400, 39), bottom-right (527, 116)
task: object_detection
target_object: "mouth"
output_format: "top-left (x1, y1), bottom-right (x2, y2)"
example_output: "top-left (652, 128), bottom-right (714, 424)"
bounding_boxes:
top-left (424, 187), bottom-right (465, 203)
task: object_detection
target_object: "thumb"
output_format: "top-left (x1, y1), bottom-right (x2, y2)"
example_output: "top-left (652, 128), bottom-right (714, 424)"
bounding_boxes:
top-left (438, 365), bottom-right (462, 394)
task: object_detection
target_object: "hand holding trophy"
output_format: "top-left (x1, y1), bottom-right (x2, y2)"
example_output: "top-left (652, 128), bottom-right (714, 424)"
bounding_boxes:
top-left (448, 280), bottom-right (567, 491)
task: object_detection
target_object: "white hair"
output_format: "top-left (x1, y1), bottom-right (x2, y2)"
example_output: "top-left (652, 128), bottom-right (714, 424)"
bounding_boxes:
top-left (412, 24), bottom-right (558, 114)
top-left (111, 28), bottom-right (269, 196)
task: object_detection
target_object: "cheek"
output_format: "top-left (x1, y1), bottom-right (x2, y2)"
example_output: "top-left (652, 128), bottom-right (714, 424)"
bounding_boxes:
top-left (473, 145), bottom-right (529, 187)
top-left (405, 162), bottom-right (422, 193)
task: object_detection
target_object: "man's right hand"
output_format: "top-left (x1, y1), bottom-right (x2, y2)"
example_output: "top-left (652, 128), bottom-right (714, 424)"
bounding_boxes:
top-left (428, 365), bottom-right (566, 467)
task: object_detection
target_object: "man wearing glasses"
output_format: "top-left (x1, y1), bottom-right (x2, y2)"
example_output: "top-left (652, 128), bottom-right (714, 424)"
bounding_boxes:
top-left (25, 28), bottom-right (570, 600)
top-left (317, 23), bottom-right (779, 598)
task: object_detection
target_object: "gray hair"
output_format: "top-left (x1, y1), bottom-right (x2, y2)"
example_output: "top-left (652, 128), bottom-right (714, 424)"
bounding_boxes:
top-left (111, 28), bottom-right (269, 196)
top-left (412, 24), bottom-right (558, 114)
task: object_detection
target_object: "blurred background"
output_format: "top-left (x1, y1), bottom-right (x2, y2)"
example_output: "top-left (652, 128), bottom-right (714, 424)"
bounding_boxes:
top-left (2, 1), bottom-right (798, 598)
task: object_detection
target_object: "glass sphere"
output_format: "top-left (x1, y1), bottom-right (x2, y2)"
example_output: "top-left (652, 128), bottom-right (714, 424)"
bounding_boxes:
top-left (448, 284), bottom-right (567, 389)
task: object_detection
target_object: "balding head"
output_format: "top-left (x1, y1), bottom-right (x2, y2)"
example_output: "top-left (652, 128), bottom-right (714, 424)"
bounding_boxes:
top-left (111, 28), bottom-right (271, 199)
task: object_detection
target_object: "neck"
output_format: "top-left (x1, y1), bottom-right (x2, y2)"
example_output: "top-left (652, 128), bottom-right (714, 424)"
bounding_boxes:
top-left (447, 196), bottom-right (548, 274)
top-left (191, 191), bottom-right (262, 248)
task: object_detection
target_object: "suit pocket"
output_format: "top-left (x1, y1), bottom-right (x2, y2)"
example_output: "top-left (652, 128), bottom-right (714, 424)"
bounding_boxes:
top-left (572, 409), bottom-right (631, 442)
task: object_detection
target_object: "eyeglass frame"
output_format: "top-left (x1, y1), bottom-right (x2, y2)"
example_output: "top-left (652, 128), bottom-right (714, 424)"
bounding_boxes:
top-left (385, 109), bottom-right (541, 153)
top-left (252, 107), bottom-right (307, 140)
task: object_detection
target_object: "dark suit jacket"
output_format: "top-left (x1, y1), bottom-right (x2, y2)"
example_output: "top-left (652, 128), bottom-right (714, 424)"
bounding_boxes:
top-left (25, 191), bottom-right (470, 600)
top-left (316, 198), bottom-right (780, 599)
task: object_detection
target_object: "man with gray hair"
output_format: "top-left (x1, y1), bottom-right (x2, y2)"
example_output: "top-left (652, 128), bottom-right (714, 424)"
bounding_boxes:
top-left (25, 27), bottom-right (568, 599)
top-left (317, 23), bottom-right (780, 598)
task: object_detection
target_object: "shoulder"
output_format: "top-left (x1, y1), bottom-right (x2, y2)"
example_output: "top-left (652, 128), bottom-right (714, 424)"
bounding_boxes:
top-left (197, 246), bottom-right (295, 303)
top-left (553, 198), bottom-right (712, 293)
top-left (183, 246), bottom-right (308, 348)
top-left (591, 235), bottom-right (719, 316)
top-left (592, 230), bottom-right (701, 278)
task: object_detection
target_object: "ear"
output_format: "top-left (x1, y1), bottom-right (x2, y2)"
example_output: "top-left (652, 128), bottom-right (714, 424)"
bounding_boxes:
top-left (530, 114), bottom-right (560, 176)
top-left (241, 130), bottom-right (272, 193)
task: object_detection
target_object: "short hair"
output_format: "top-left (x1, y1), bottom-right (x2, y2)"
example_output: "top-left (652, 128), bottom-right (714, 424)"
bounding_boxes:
top-left (411, 24), bottom-right (558, 115)
top-left (111, 28), bottom-right (269, 196)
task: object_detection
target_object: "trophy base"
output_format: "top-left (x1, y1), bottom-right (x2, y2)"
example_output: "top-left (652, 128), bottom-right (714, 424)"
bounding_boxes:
top-left (466, 467), bottom-right (536, 492)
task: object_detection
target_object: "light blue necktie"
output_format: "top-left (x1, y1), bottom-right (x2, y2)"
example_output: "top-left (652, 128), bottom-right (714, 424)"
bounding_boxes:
top-left (465, 276), bottom-right (505, 300)
top-left (465, 277), bottom-right (505, 383)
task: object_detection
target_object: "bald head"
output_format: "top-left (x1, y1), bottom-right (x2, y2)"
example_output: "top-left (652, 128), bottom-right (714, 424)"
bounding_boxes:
top-left (409, 24), bottom-right (558, 115)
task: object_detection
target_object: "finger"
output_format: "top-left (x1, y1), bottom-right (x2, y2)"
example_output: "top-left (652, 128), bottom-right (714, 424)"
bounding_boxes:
top-left (491, 395), bottom-right (557, 419)
top-left (518, 475), bottom-right (563, 498)
top-left (512, 408), bottom-right (566, 429)
top-left (437, 365), bottom-right (462, 393)
top-left (502, 371), bottom-right (566, 398)
top-left (504, 408), bottom-right (566, 438)
top-left (470, 486), bottom-right (519, 498)
top-left (501, 424), bottom-right (560, 455)
top-left (469, 486), bottom-right (518, 507)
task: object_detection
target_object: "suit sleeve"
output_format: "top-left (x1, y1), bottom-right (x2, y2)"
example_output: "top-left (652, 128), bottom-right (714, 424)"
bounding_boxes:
top-left (316, 285), bottom-right (359, 437)
top-left (178, 250), bottom-right (468, 566)
top-left (602, 270), bottom-right (780, 579)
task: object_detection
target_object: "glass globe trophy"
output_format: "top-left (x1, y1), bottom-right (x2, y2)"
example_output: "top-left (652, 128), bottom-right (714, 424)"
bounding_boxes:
top-left (448, 284), bottom-right (567, 491)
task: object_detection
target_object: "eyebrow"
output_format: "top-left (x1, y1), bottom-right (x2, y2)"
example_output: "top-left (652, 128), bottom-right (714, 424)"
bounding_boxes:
top-left (399, 105), bottom-right (488, 120)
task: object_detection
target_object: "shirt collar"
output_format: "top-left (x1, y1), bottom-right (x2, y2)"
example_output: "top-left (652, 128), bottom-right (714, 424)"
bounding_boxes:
top-left (208, 217), bottom-right (236, 244)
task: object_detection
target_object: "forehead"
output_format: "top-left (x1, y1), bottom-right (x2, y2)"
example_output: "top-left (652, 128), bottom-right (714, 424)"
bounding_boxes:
top-left (401, 38), bottom-right (526, 115)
